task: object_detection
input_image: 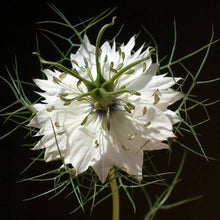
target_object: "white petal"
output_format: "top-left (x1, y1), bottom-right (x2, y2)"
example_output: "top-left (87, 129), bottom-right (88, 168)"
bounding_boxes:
top-left (70, 35), bottom-right (96, 80)
top-left (67, 115), bottom-right (103, 175)
top-left (144, 74), bottom-right (182, 90)
top-left (92, 130), bottom-right (112, 182)
top-left (106, 111), bottom-right (145, 177)
top-left (127, 63), bottom-right (159, 90)
top-left (155, 90), bottom-right (182, 110)
top-left (121, 36), bottom-right (135, 55)
top-left (144, 140), bottom-right (170, 151)
top-left (164, 110), bottom-right (180, 124)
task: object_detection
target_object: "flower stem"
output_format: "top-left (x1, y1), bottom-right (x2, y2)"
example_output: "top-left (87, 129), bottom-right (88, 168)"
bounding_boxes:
top-left (109, 167), bottom-right (120, 220)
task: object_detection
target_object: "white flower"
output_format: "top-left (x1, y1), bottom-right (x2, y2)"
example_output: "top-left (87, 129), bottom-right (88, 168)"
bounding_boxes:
top-left (29, 35), bottom-right (182, 183)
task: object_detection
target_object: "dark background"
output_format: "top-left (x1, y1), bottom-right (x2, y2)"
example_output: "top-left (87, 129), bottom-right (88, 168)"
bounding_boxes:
top-left (0, 0), bottom-right (220, 219)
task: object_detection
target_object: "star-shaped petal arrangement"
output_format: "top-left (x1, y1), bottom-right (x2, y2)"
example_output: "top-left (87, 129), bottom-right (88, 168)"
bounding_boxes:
top-left (29, 21), bottom-right (182, 183)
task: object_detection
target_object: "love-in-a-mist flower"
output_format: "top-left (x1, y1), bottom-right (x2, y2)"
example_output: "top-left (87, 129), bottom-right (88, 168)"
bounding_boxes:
top-left (29, 18), bottom-right (182, 182)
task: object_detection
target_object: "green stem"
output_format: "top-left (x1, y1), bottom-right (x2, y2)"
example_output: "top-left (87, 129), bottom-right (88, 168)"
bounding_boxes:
top-left (102, 51), bottom-right (153, 89)
top-left (109, 167), bottom-right (120, 220)
top-left (59, 88), bottom-right (99, 103)
top-left (95, 17), bottom-right (116, 86)
top-left (99, 87), bottom-right (140, 97)
top-left (33, 52), bottom-right (96, 90)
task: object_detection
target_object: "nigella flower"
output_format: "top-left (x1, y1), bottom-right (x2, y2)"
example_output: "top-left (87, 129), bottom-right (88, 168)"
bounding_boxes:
top-left (29, 19), bottom-right (182, 183)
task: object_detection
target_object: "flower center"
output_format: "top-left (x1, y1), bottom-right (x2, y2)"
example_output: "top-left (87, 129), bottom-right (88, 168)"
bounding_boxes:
top-left (93, 102), bottom-right (118, 116)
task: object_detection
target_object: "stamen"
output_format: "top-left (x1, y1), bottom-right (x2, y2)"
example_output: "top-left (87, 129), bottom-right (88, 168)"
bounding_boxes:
top-left (118, 47), bottom-right (122, 56)
top-left (81, 115), bottom-right (89, 126)
top-left (107, 107), bottom-right (111, 130)
top-left (110, 62), bottom-right (117, 73)
top-left (122, 145), bottom-right (130, 151)
top-left (77, 80), bottom-right (81, 86)
top-left (57, 131), bottom-right (65, 136)
top-left (143, 62), bottom-right (147, 72)
top-left (122, 51), bottom-right (125, 60)
top-left (71, 59), bottom-right (79, 66)
top-left (126, 102), bottom-right (135, 110)
top-left (83, 57), bottom-right (88, 67)
top-left (63, 101), bottom-right (72, 106)
top-left (47, 106), bottom-right (55, 112)
top-left (125, 69), bottom-right (135, 75)
top-left (130, 90), bottom-right (141, 96)
top-left (55, 122), bottom-right (60, 127)
top-left (124, 105), bottom-right (131, 113)
top-left (143, 106), bottom-right (147, 115)
top-left (123, 101), bottom-right (135, 113)
top-left (116, 63), bottom-right (124, 70)
top-left (59, 72), bottom-right (66, 79)
top-left (80, 66), bottom-right (86, 72)
top-left (129, 133), bottom-right (137, 140)
top-left (81, 110), bottom-right (95, 126)
top-left (94, 102), bottom-right (101, 109)
top-left (104, 55), bottom-right (108, 63)
top-left (95, 140), bottom-right (99, 148)
top-left (53, 76), bottom-right (60, 84)
top-left (110, 61), bottom-right (114, 68)
top-left (153, 89), bottom-right (160, 104)
top-left (86, 66), bottom-right (94, 82)
top-left (111, 68), bottom-right (118, 74)
top-left (144, 121), bottom-right (151, 127)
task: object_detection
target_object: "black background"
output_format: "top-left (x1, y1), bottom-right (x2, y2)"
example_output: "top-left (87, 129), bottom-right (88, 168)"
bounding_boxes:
top-left (0, 0), bottom-right (220, 219)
